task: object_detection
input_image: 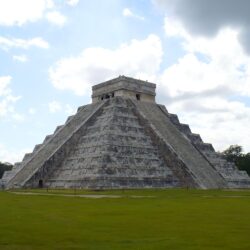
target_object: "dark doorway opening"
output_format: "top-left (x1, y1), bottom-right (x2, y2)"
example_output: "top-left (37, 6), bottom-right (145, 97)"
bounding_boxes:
top-left (136, 94), bottom-right (140, 101)
top-left (38, 179), bottom-right (43, 188)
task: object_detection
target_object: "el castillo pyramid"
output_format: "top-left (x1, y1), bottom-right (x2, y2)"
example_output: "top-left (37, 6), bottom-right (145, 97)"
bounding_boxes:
top-left (2, 76), bottom-right (250, 189)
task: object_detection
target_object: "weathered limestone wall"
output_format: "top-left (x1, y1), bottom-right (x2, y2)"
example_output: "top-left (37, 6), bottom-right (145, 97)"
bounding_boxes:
top-left (129, 100), bottom-right (198, 188)
top-left (92, 90), bottom-right (155, 103)
top-left (4, 75), bottom-right (250, 189)
top-left (115, 90), bottom-right (155, 102)
top-left (92, 76), bottom-right (156, 103)
top-left (159, 105), bottom-right (250, 188)
top-left (45, 97), bottom-right (179, 189)
top-left (5, 101), bottom-right (105, 189)
top-left (133, 100), bottom-right (227, 189)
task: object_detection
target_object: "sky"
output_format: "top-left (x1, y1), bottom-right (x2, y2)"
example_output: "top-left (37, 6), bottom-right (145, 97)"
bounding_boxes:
top-left (1, 0), bottom-right (250, 163)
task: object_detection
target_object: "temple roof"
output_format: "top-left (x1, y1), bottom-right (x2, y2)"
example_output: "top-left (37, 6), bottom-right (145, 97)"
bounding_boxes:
top-left (92, 75), bottom-right (156, 98)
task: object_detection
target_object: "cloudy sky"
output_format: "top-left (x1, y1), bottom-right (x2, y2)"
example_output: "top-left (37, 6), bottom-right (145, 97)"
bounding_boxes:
top-left (1, 0), bottom-right (250, 163)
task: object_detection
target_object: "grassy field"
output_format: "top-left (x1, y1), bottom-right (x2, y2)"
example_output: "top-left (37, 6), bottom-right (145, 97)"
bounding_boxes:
top-left (1, 189), bottom-right (250, 250)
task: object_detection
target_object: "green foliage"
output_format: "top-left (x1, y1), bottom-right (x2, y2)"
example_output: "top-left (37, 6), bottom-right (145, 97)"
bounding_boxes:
top-left (0, 162), bottom-right (13, 179)
top-left (1, 189), bottom-right (250, 249)
top-left (221, 145), bottom-right (243, 163)
top-left (221, 145), bottom-right (250, 175)
top-left (237, 153), bottom-right (250, 175)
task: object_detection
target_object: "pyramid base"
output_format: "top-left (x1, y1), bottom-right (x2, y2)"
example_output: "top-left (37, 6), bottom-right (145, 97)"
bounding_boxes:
top-left (25, 176), bottom-right (184, 189)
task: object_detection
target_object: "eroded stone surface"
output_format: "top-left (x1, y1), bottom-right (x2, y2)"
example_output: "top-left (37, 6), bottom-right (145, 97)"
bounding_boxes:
top-left (2, 76), bottom-right (250, 189)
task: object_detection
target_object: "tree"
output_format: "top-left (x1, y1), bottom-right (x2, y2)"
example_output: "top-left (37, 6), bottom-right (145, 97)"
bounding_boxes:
top-left (221, 145), bottom-right (243, 163)
top-left (0, 162), bottom-right (13, 179)
top-left (221, 145), bottom-right (250, 175)
top-left (237, 153), bottom-right (250, 175)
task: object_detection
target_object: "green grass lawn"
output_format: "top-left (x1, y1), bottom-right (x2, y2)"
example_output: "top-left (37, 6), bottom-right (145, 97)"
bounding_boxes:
top-left (1, 189), bottom-right (250, 250)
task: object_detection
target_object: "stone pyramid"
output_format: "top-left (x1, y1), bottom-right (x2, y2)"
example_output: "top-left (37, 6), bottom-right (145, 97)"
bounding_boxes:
top-left (2, 76), bottom-right (250, 189)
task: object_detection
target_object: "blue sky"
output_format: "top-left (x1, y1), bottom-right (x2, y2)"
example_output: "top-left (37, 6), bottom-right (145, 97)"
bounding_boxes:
top-left (1, 0), bottom-right (250, 163)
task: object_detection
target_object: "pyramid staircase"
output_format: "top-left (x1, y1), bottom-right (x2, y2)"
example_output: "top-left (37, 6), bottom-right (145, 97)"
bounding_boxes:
top-left (3, 101), bottom-right (104, 188)
top-left (2, 75), bottom-right (250, 189)
top-left (159, 106), bottom-right (250, 188)
top-left (3, 98), bottom-right (182, 189)
top-left (45, 97), bottom-right (179, 188)
top-left (131, 100), bottom-right (226, 189)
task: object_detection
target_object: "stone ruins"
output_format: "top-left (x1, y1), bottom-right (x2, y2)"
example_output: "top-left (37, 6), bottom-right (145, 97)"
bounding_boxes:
top-left (2, 76), bottom-right (250, 189)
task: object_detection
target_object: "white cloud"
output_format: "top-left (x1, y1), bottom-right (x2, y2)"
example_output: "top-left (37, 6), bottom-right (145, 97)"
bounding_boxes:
top-left (155, 0), bottom-right (250, 54)
top-left (29, 37), bottom-right (50, 49)
top-left (49, 34), bottom-right (162, 95)
top-left (12, 113), bottom-right (25, 122)
top-left (46, 11), bottom-right (67, 26)
top-left (159, 18), bottom-right (250, 151)
top-left (168, 97), bottom-right (250, 152)
top-left (46, 0), bottom-right (54, 9)
top-left (13, 55), bottom-right (28, 63)
top-left (65, 104), bottom-right (76, 115)
top-left (0, 36), bottom-right (49, 50)
top-left (0, 0), bottom-right (54, 26)
top-left (0, 0), bottom-right (67, 28)
top-left (0, 76), bottom-right (11, 96)
top-left (48, 26), bottom-right (250, 151)
top-left (0, 76), bottom-right (21, 119)
top-left (0, 143), bottom-right (31, 164)
top-left (161, 20), bottom-right (250, 98)
top-left (123, 8), bottom-right (133, 17)
top-left (48, 101), bottom-right (62, 113)
top-left (164, 17), bottom-right (187, 38)
top-left (66, 0), bottom-right (79, 6)
top-left (122, 8), bottom-right (145, 20)
top-left (28, 108), bottom-right (36, 115)
top-left (48, 101), bottom-right (76, 115)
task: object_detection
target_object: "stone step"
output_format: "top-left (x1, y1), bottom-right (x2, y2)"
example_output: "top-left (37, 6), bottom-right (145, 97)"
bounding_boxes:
top-left (54, 125), bottom-right (63, 133)
top-left (188, 134), bottom-right (203, 144)
top-left (157, 104), bottom-right (169, 114)
top-left (6, 101), bottom-right (106, 188)
top-left (22, 153), bottom-right (33, 163)
top-left (156, 103), bottom-right (250, 187)
top-left (1, 162), bottom-right (22, 182)
top-left (102, 105), bottom-right (132, 113)
top-left (134, 100), bottom-right (226, 189)
top-left (64, 154), bottom-right (161, 161)
top-left (80, 131), bottom-right (152, 140)
top-left (97, 113), bottom-right (137, 119)
top-left (50, 164), bottom-right (173, 178)
top-left (13, 162), bottom-right (22, 169)
top-left (46, 176), bottom-right (179, 189)
top-left (64, 150), bottom-right (160, 160)
top-left (193, 142), bottom-right (215, 152)
top-left (87, 122), bottom-right (143, 129)
top-left (178, 123), bottom-right (192, 135)
top-left (33, 144), bottom-right (42, 153)
top-left (168, 114), bottom-right (180, 125)
top-left (43, 135), bottom-right (53, 144)
top-left (77, 105), bottom-right (86, 112)
top-left (86, 124), bottom-right (144, 134)
top-left (66, 115), bottom-right (74, 124)
top-left (74, 144), bottom-right (156, 150)
top-left (96, 115), bottom-right (138, 124)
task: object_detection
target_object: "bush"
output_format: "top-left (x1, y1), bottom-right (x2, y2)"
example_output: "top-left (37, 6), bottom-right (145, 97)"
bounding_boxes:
top-left (237, 153), bottom-right (250, 175)
top-left (0, 162), bottom-right (13, 179)
top-left (221, 145), bottom-right (250, 175)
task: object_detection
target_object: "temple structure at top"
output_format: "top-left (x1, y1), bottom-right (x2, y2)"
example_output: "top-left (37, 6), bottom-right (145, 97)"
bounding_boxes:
top-left (92, 75), bottom-right (156, 103)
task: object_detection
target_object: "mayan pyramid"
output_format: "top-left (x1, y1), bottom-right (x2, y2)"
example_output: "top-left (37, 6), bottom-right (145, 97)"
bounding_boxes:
top-left (2, 76), bottom-right (250, 189)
